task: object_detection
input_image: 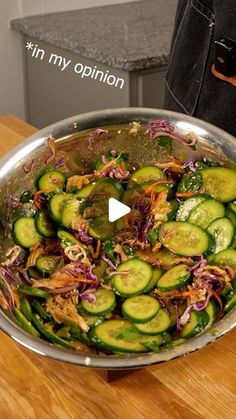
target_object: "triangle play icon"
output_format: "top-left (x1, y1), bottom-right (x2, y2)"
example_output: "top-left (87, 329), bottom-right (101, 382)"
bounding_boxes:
top-left (108, 198), bottom-right (131, 222)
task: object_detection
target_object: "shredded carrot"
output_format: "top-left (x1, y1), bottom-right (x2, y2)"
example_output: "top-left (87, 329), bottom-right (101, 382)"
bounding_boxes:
top-left (181, 290), bottom-right (201, 298)
top-left (211, 290), bottom-right (223, 311)
top-left (34, 188), bottom-right (54, 209)
top-left (144, 180), bottom-right (174, 195)
top-left (33, 190), bottom-right (46, 209)
top-left (155, 289), bottom-right (200, 299)
top-left (176, 192), bottom-right (199, 198)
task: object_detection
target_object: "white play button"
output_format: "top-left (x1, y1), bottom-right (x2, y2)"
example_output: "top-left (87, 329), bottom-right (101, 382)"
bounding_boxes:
top-left (108, 198), bottom-right (130, 222)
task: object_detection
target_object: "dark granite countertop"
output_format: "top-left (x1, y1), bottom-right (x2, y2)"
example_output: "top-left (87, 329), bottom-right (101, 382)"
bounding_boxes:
top-left (11, 0), bottom-right (177, 71)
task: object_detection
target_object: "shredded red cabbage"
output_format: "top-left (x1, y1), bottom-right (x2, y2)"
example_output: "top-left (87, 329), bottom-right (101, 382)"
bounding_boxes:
top-left (188, 256), bottom-right (208, 272)
top-left (54, 156), bottom-right (65, 169)
top-left (5, 195), bottom-right (23, 209)
top-left (148, 119), bottom-right (198, 147)
top-left (107, 167), bottom-right (130, 181)
top-left (148, 119), bottom-right (174, 139)
top-left (87, 128), bottom-right (109, 150)
top-left (183, 160), bottom-right (197, 172)
top-left (73, 223), bottom-right (93, 245)
top-left (101, 254), bottom-right (117, 270)
top-left (80, 288), bottom-right (96, 303)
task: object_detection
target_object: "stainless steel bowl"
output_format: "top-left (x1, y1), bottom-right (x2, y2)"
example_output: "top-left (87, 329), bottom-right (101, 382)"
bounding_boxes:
top-left (0, 107), bottom-right (235, 369)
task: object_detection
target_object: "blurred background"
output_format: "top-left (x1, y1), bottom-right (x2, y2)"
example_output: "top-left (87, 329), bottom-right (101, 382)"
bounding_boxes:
top-left (1, 0), bottom-right (177, 127)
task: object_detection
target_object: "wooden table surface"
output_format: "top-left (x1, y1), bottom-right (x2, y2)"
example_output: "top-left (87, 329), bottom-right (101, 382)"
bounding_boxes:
top-left (0, 115), bottom-right (236, 419)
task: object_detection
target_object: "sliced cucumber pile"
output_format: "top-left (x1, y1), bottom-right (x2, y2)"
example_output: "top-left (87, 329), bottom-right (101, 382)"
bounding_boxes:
top-left (112, 259), bottom-right (153, 297)
top-left (61, 196), bottom-right (84, 229)
top-left (157, 264), bottom-right (190, 291)
top-left (35, 210), bottom-right (56, 238)
top-left (127, 166), bottom-right (163, 189)
top-left (81, 289), bottom-right (116, 315)
top-left (201, 167), bottom-right (236, 203)
top-left (159, 221), bottom-right (211, 256)
top-left (122, 295), bottom-right (160, 323)
top-left (8, 134), bottom-right (236, 355)
top-left (13, 217), bottom-right (42, 248)
top-left (48, 192), bottom-right (71, 223)
top-left (176, 195), bottom-right (208, 221)
top-left (188, 199), bottom-right (225, 229)
top-left (207, 217), bottom-right (234, 253)
top-left (134, 309), bottom-right (171, 335)
top-left (38, 170), bottom-right (66, 192)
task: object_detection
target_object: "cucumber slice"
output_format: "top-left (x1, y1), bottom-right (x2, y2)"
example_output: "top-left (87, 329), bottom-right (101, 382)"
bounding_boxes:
top-left (228, 201), bottom-right (236, 214)
top-left (157, 264), bottom-right (190, 291)
top-left (128, 166), bottom-right (163, 189)
top-left (134, 309), bottom-right (171, 335)
top-left (201, 167), bottom-right (236, 203)
top-left (205, 299), bottom-right (217, 327)
top-left (13, 308), bottom-right (40, 337)
top-left (224, 293), bottom-right (236, 312)
top-left (13, 217), bottom-right (41, 248)
top-left (35, 210), bottom-right (56, 238)
top-left (75, 182), bottom-right (97, 198)
top-left (188, 199), bottom-right (225, 229)
top-left (122, 295), bottom-right (160, 323)
top-left (136, 332), bottom-right (171, 349)
top-left (57, 229), bottom-right (79, 248)
top-left (178, 171), bottom-right (203, 193)
top-left (121, 186), bottom-right (143, 206)
top-left (180, 310), bottom-right (209, 338)
top-left (48, 192), bottom-right (71, 223)
top-left (61, 196), bottom-right (84, 229)
top-left (208, 248), bottom-right (236, 268)
top-left (143, 268), bottom-right (163, 293)
top-left (35, 255), bottom-right (59, 276)
top-left (88, 178), bottom-right (123, 215)
top-left (38, 170), bottom-right (66, 192)
top-left (28, 267), bottom-right (41, 279)
top-left (207, 217), bottom-right (234, 253)
top-left (159, 221), bottom-right (210, 256)
top-left (18, 285), bottom-right (49, 299)
top-left (90, 319), bottom-right (148, 353)
top-left (89, 214), bottom-right (115, 240)
top-left (143, 182), bottom-right (175, 199)
top-left (20, 296), bottom-right (32, 321)
top-left (226, 208), bottom-right (236, 228)
top-left (176, 194), bottom-right (208, 221)
top-left (112, 258), bottom-right (152, 297)
top-left (226, 202), bottom-right (236, 228)
top-left (77, 305), bottom-right (104, 326)
top-left (168, 199), bottom-right (180, 221)
top-left (81, 289), bottom-right (116, 315)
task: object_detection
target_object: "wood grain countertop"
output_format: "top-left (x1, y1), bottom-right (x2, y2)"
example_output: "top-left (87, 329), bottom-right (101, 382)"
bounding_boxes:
top-left (0, 115), bottom-right (236, 419)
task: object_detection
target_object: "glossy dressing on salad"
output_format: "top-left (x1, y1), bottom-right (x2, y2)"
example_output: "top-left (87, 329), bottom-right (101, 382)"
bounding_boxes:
top-left (1, 120), bottom-right (236, 354)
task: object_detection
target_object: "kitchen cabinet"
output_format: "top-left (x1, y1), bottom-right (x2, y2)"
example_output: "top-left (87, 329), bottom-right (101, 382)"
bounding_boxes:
top-left (11, 0), bottom-right (177, 128)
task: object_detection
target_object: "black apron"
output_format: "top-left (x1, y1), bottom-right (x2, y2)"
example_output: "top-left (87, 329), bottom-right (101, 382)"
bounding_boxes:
top-left (164, 0), bottom-right (236, 136)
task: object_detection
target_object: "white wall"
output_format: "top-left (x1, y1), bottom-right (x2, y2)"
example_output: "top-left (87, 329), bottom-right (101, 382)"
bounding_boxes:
top-left (0, 0), bottom-right (25, 119)
top-left (0, 0), bottom-right (140, 120)
top-left (21, 0), bottom-right (139, 15)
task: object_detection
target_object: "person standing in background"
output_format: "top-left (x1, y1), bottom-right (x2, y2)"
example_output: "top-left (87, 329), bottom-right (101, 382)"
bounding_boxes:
top-left (164, 0), bottom-right (236, 136)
